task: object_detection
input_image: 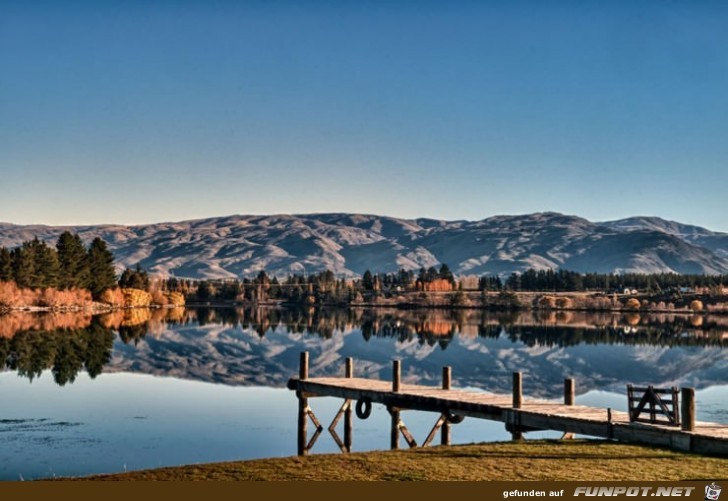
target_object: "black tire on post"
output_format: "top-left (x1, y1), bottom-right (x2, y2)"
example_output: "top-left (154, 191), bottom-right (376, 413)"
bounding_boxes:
top-left (446, 412), bottom-right (464, 424)
top-left (355, 398), bottom-right (372, 419)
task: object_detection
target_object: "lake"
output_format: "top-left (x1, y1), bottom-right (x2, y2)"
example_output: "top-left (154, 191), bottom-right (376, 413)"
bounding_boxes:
top-left (1, 307), bottom-right (727, 480)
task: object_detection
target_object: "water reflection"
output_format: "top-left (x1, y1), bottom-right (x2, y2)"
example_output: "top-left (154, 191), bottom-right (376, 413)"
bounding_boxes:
top-left (0, 324), bottom-right (114, 386)
top-left (1, 308), bottom-right (727, 397)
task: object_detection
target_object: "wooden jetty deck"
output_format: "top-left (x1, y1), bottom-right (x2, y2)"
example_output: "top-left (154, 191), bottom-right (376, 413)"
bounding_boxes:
top-left (287, 353), bottom-right (728, 457)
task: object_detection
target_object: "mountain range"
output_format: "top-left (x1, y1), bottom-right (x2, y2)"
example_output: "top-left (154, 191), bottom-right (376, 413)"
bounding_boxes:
top-left (0, 212), bottom-right (726, 278)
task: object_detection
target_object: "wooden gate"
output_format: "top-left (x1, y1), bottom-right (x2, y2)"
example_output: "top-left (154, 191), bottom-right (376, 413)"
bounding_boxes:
top-left (627, 385), bottom-right (680, 426)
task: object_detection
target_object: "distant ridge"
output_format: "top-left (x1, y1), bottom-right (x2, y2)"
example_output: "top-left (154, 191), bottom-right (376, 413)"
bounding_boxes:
top-left (0, 212), bottom-right (726, 278)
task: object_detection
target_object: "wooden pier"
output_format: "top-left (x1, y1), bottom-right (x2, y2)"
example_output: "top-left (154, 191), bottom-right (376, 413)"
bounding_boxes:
top-left (287, 352), bottom-right (728, 457)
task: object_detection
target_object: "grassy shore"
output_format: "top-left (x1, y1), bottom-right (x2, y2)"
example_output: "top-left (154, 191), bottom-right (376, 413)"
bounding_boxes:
top-left (79, 440), bottom-right (728, 481)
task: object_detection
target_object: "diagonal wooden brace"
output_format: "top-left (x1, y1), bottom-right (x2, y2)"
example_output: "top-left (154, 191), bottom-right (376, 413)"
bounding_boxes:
top-left (328, 399), bottom-right (352, 453)
top-left (304, 407), bottom-right (324, 452)
top-left (422, 414), bottom-right (447, 447)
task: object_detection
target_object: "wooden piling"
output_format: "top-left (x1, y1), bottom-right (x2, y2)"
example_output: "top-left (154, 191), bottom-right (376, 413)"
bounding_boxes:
top-left (681, 387), bottom-right (695, 432)
top-left (511, 371), bottom-right (523, 440)
top-left (297, 394), bottom-right (308, 456)
top-left (344, 357), bottom-right (353, 452)
top-left (297, 351), bottom-right (309, 456)
top-left (559, 378), bottom-right (576, 439)
top-left (300, 351), bottom-right (309, 380)
top-left (392, 360), bottom-right (401, 393)
top-left (297, 351), bottom-right (308, 456)
top-left (390, 407), bottom-right (400, 450)
top-left (564, 378), bottom-right (575, 406)
top-left (512, 372), bottom-right (522, 409)
top-left (441, 366), bottom-right (452, 446)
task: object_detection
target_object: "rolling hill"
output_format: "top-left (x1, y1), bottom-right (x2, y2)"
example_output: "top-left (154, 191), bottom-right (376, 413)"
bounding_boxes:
top-left (0, 212), bottom-right (726, 278)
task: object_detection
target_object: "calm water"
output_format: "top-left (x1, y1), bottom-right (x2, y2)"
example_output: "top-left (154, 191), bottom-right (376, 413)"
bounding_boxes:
top-left (1, 307), bottom-right (727, 480)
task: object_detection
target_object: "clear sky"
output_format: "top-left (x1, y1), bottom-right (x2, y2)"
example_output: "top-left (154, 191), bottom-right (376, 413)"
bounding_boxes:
top-left (1, 1), bottom-right (727, 231)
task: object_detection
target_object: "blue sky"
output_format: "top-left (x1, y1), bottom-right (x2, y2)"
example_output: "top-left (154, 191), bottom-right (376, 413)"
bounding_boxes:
top-left (1, 1), bottom-right (727, 231)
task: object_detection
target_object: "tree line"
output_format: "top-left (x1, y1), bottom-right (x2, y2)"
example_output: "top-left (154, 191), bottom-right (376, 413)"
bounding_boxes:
top-left (0, 232), bottom-right (116, 298)
top-left (178, 264), bottom-right (727, 305)
top-left (502, 268), bottom-right (728, 292)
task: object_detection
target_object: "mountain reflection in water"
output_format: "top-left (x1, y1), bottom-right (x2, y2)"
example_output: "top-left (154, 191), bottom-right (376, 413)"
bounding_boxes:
top-left (1, 307), bottom-right (726, 398)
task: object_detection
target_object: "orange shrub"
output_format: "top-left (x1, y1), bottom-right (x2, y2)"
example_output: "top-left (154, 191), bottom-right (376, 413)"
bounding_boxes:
top-left (0, 282), bottom-right (93, 309)
top-left (625, 298), bottom-right (642, 310)
top-left (151, 289), bottom-right (168, 306)
top-left (99, 288), bottom-right (125, 307)
top-left (36, 288), bottom-right (93, 308)
top-left (538, 296), bottom-right (557, 309)
top-left (122, 288), bottom-right (152, 308)
top-left (421, 279), bottom-right (454, 292)
top-left (165, 291), bottom-right (185, 307)
top-left (555, 297), bottom-right (573, 309)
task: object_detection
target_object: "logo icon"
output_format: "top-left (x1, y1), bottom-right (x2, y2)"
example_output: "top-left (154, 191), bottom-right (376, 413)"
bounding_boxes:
top-left (706, 483), bottom-right (722, 501)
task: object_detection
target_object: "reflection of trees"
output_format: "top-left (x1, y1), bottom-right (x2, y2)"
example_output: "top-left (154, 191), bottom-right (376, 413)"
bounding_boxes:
top-left (0, 322), bottom-right (114, 385)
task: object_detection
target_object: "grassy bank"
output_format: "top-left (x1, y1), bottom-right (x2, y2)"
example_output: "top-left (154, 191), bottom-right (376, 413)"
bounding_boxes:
top-left (79, 440), bottom-right (728, 481)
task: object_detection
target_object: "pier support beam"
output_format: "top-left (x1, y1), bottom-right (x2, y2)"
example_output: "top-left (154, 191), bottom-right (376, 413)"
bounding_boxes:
top-left (390, 407), bottom-right (400, 450)
top-left (344, 357), bottom-right (353, 452)
top-left (297, 351), bottom-right (309, 456)
top-left (442, 366), bottom-right (452, 446)
top-left (511, 371), bottom-right (523, 440)
top-left (564, 378), bottom-right (575, 406)
top-left (681, 387), bottom-right (695, 432)
top-left (562, 377), bottom-right (576, 439)
top-left (391, 359), bottom-right (401, 449)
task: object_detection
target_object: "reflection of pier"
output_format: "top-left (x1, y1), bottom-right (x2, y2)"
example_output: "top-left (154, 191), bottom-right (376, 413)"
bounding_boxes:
top-left (288, 352), bottom-right (728, 457)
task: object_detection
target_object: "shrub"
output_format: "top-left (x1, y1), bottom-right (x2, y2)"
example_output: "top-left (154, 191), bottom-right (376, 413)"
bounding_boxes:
top-left (625, 298), bottom-right (642, 310)
top-left (122, 288), bottom-right (152, 308)
top-left (165, 291), bottom-right (185, 306)
top-left (537, 296), bottom-right (556, 309)
top-left (690, 300), bottom-right (704, 312)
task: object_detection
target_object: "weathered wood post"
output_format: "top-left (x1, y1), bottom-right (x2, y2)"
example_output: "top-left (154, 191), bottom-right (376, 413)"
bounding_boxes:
top-left (441, 366), bottom-right (452, 446)
top-left (564, 378), bottom-right (575, 406)
top-left (681, 387), bottom-right (695, 432)
top-left (391, 359), bottom-right (401, 450)
top-left (297, 351), bottom-right (309, 456)
top-left (561, 377), bottom-right (576, 439)
top-left (344, 357), bottom-right (353, 452)
top-left (511, 371), bottom-right (523, 440)
top-left (512, 371), bottom-right (522, 409)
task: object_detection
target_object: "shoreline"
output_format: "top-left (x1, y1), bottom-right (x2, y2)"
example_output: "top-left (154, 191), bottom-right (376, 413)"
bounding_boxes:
top-left (66, 439), bottom-right (728, 481)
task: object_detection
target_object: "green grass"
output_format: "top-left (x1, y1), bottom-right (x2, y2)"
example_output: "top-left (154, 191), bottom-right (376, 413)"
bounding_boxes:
top-left (76, 440), bottom-right (728, 481)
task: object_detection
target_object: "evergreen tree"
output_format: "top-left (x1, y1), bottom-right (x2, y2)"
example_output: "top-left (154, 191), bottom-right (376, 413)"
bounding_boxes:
top-left (438, 263), bottom-right (455, 284)
top-left (362, 270), bottom-right (374, 290)
top-left (0, 247), bottom-right (12, 282)
top-left (12, 244), bottom-right (35, 288)
top-left (85, 238), bottom-right (117, 298)
top-left (118, 264), bottom-right (150, 290)
top-left (196, 281), bottom-right (212, 301)
top-left (56, 232), bottom-right (89, 289)
top-left (30, 238), bottom-right (60, 288)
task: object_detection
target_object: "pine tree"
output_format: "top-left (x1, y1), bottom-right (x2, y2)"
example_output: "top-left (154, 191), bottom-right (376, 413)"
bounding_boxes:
top-left (12, 239), bottom-right (60, 288)
top-left (438, 263), bottom-right (454, 285)
top-left (118, 264), bottom-right (150, 290)
top-left (12, 245), bottom-right (35, 288)
top-left (362, 270), bottom-right (374, 290)
top-left (56, 232), bottom-right (89, 289)
top-left (0, 247), bottom-right (12, 282)
top-left (85, 238), bottom-right (117, 299)
top-left (33, 239), bottom-right (60, 288)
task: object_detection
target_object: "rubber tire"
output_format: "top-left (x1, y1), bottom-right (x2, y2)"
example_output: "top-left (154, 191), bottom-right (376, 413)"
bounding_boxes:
top-left (355, 398), bottom-right (372, 419)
